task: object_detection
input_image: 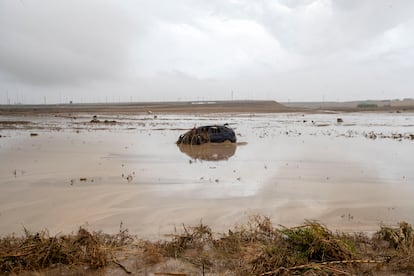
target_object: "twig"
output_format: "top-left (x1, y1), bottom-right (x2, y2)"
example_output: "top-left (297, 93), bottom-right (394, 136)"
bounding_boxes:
top-left (323, 265), bottom-right (356, 276)
top-left (261, 259), bottom-right (388, 275)
top-left (154, 273), bottom-right (187, 276)
top-left (112, 258), bottom-right (132, 274)
top-left (42, 236), bottom-right (56, 267)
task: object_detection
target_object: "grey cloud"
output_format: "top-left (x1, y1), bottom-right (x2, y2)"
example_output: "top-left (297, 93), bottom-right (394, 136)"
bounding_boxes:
top-left (0, 0), bottom-right (133, 86)
top-left (256, 0), bottom-right (414, 55)
top-left (0, 0), bottom-right (413, 103)
top-left (147, 1), bottom-right (414, 57)
top-left (189, 0), bottom-right (414, 55)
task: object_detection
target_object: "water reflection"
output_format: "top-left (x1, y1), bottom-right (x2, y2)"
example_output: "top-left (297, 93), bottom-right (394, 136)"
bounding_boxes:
top-left (177, 142), bottom-right (237, 161)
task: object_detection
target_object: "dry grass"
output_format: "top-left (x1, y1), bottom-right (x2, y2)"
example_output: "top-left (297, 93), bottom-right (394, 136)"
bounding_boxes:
top-left (0, 227), bottom-right (108, 273)
top-left (2, 217), bottom-right (414, 275)
top-left (0, 224), bottom-right (134, 275)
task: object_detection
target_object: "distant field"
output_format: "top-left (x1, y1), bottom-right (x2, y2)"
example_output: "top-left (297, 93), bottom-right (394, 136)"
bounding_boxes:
top-left (1, 99), bottom-right (414, 115)
top-left (0, 100), bottom-right (292, 115)
top-left (283, 98), bottom-right (414, 111)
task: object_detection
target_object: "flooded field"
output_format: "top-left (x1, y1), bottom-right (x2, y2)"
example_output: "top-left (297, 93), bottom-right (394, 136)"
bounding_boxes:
top-left (0, 112), bottom-right (413, 238)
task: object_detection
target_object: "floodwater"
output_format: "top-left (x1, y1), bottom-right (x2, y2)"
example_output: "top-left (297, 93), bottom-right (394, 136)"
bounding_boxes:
top-left (0, 112), bottom-right (413, 238)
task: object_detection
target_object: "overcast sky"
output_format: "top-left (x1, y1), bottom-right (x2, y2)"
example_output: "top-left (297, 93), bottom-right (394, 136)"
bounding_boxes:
top-left (1, 0), bottom-right (414, 104)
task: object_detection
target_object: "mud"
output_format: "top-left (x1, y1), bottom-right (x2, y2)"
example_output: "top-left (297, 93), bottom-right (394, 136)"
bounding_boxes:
top-left (0, 112), bottom-right (413, 239)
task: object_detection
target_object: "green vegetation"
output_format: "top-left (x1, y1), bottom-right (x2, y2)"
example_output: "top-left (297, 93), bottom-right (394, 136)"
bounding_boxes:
top-left (357, 103), bottom-right (378, 108)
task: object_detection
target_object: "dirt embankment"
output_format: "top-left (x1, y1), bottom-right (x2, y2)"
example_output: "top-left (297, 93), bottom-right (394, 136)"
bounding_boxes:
top-left (0, 100), bottom-right (294, 115)
top-left (2, 217), bottom-right (414, 275)
top-left (284, 99), bottom-right (414, 113)
top-left (2, 100), bottom-right (413, 116)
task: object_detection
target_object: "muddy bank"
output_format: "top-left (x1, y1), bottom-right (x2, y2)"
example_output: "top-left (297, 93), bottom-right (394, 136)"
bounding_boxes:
top-left (2, 218), bottom-right (414, 275)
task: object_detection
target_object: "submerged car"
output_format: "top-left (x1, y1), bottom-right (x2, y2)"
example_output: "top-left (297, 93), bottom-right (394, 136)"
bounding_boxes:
top-left (177, 124), bottom-right (237, 145)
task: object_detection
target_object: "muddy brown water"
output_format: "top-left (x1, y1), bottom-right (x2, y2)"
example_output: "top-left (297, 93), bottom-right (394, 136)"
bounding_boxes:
top-left (0, 112), bottom-right (413, 239)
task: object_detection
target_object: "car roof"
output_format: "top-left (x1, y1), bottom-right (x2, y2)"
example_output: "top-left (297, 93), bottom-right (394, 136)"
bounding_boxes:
top-left (197, 125), bottom-right (229, 129)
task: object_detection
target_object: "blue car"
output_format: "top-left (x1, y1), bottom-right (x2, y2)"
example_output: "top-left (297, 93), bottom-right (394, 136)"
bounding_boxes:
top-left (177, 124), bottom-right (237, 145)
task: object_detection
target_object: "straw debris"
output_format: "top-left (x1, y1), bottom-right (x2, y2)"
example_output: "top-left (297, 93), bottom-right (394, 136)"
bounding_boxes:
top-left (176, 127), bottom-right (211, 145)
top-left (0, 227), bottom-right (108, 274)
top-left (0, 224), bottom-right (134, 274)
top-left (2, 218), bottom-right (414, 275)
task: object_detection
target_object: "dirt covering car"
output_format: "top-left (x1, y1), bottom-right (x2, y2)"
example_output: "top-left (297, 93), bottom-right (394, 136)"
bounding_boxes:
top-left (177, 124), bottom-right (237, 145)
